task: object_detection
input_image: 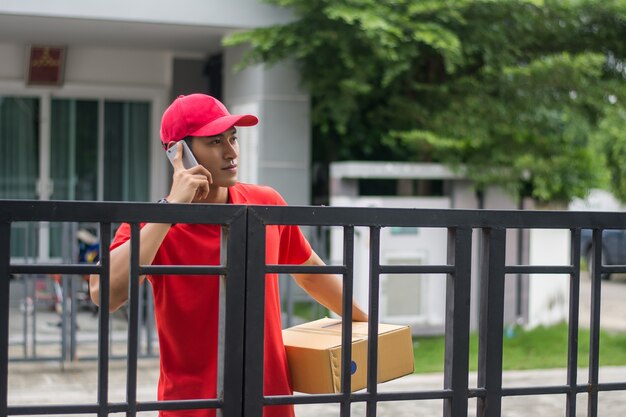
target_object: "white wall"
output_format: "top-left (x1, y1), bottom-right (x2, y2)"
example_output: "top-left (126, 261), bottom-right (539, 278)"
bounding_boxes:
top-left (330, 195), bottom-right (451, 331)
top-left (0, 43), bottom-right (25, 80)
top-left (528, 229), bottom-right (570, 328)
top-left (65, 47), bottom-right (170, 87)
top-left (0, 42), bottom-right (170, 88)
top-left (570, 188), bottom-right (626, 212)
top-left (0, 0), bottom-right (293, 28)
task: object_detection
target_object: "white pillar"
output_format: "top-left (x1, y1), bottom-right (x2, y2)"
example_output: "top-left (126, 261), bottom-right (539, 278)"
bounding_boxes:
top-left (223, 45), bottom-right (311, 205)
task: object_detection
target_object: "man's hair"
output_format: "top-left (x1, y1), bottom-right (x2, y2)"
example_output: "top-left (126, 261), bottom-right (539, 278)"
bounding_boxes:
top-left (162, 136), bottom-right (194, 151)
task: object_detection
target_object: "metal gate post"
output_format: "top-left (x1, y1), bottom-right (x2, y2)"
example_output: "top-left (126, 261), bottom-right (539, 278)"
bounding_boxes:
top-left (476, 228), bottom-right (506, 417)
top-left (587, 229), bottom-right (603, 417)
top-left (566, 229), bottom-right (581, 417)
top-left (219, 207), bottom-right (247, 417)
top-left (444, 227), bottom-right (473, 417)
top-left (365, 226), bottom-right (381, 417)
top-left (125, 223), bottom-right (141, 417)
top-left (1, 222), bottom-right (10, 417)
top-left (339, 226), bottom-right (355, 417)
top-left (243, 209), bottom-right (267, 417)
top-left (96, 222), bottom-right (112, 417)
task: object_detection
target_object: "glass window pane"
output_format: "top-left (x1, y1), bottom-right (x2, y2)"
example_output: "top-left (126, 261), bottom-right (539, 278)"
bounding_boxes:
top-left (104, 101), bottom-right (150, 201)
top-left (0, 96), bottom-right (39, 199)
top-left (49, 99), bottom-right (98, 259)
top-left (50, 99), bottom-right (98, 201)
top-left (0, 96), bottom-right (40, 258)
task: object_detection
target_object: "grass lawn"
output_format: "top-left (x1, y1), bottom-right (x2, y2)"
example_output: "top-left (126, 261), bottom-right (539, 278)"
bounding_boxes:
top-left (413, 323), bottom-right (626, 373)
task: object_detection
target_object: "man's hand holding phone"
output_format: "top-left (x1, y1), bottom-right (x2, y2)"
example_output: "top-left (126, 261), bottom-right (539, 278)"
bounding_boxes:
top-left (165, 141), bottom-right (212, 203)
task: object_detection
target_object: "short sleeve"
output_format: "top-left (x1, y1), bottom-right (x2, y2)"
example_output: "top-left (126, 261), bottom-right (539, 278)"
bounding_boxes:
top-left (110, 223), bottom-right (131, 251)
top-left (278, 223), bottom-right (312, 265)
top-left (272, 192), bottom-right (312, 265)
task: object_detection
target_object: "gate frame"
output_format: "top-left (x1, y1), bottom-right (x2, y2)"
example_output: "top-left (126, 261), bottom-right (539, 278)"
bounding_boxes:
top-left (2, 201), bottom-right (626, 417)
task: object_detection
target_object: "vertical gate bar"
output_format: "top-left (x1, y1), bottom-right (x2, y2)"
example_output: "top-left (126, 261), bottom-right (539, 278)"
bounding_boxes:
top-left (60, 224), bottom-right (69, 363)
top-left (243, 210), bottom-right (267, 417)
top-left (61, 275), bottom-right (70, 362)
top-left (32, 277), bottom-right (38, 358)
top-left (97, 222), bottom-right (112, 417)
top-left (444, 227), bottom-right (472, 417)
top-left (137, 278), bottom-right (144, 357)
top-left (146, 286), bottom-right (155, 356)
top-left (70, 275), bottom-right (78, 361)
top-left (35, 283), bottom-right (45, 357)
top-left (1, 222), bottom-right (11, 417)
top-left (588, 229), bottom-right (602, 417)
top-left (476, 228), bottom-right (506, 417)
top-left (566, 229), bottom-right (581, 417)
top-left (22, 278), bottom-right (27, 358)
top-left (285, 278), bottom-right (293, 328)
top-left (70, 223), bottom-right (80, 361)
top-left (31, 279), bottom-right (37, 358)
top-left (217, 226), bottom-right (228, 414)
top-left (30, 225), bottom-right (38, 359)
top-left (340, 226), bottom-right (355, 417)
top-left (366, 226), bottom-right (381, 417)
top-left (221, 209), bottom-right (247, 417)
top-left (126, 223), bottom-right (141, 417)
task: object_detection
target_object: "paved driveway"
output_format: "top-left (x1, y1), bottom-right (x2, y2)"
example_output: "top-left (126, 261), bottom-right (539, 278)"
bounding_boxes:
top-left (579, 272), bottom-right (626, 331)
top-left (8, 360), bottom-right (626, 417)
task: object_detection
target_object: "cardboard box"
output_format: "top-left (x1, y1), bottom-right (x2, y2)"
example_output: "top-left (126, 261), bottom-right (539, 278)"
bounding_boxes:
top-left (282, 318), bottom-right (414, 394)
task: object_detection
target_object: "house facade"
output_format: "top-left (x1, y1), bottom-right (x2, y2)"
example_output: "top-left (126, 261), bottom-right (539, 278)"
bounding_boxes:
top-left (0, 0), bottom-right (311, 260)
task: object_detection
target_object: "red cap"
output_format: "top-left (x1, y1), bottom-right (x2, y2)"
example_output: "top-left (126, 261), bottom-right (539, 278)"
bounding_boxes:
top-left (160, 94), bottom-right (258, 145)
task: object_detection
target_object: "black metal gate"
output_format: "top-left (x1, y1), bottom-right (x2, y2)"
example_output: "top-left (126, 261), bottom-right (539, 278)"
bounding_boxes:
top-left (1, 200), bottom-right (625, 417)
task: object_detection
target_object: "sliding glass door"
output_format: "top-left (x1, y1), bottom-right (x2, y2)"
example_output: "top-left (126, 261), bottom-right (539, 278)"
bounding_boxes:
top-left (50, 99), bottom-right (99, 201)
top-left (103, 101), bottom-right (150, 202)
top-left (50, 98), bottom-right (151, 202)
top-left (1, 94), bottom-right (152, 260)
top-left (0, 96), bottom-right (39, 199)
top-left (0, 96), bottom-right (40, 258)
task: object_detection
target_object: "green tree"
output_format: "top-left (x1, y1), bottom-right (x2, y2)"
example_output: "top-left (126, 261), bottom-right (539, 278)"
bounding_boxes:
top-left (225, 0), bottom-right (626, 203)
top-left (594, 99), bottom-right (626, 201)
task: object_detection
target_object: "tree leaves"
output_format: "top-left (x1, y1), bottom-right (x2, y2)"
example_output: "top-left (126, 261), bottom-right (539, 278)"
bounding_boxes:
top-left (226, 0), bottom-right (626, 203)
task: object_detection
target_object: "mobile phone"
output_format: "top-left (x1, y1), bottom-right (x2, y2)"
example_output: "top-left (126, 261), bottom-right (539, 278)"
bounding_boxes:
top-left (166, 141), bottom-right (199, 169)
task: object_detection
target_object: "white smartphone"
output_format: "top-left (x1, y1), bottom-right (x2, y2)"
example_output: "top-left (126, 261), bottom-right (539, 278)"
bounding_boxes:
top-left (166, 140), bottom-right (199, 169)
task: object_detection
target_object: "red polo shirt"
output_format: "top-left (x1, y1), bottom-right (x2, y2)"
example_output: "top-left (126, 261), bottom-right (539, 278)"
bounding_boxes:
top-left (110, 183), bottom-right (312, 417)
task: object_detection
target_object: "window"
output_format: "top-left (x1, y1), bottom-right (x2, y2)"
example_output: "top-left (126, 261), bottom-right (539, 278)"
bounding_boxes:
top-left (1, 94), bottom-right (152, 260)
top-left (103, 101), bottom-right (150, 202)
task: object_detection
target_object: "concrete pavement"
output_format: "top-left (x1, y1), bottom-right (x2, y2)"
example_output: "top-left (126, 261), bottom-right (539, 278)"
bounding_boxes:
top-left (7, 359), bottom-right (626, 416)
top-left (578, 273), bottom-right (626, 332)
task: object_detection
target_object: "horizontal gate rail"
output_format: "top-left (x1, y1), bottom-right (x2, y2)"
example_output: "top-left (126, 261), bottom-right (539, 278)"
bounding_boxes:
top-left (247, 204), bottom-right (626, 229)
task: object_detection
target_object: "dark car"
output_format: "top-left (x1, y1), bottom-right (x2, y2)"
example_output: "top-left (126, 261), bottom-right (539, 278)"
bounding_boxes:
top-left (580, 229), bottom-right (626, 280)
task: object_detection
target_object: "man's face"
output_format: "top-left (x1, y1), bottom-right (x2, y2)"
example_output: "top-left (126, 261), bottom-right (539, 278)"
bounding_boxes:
top-left (188, 128), bottom-right (239, 188)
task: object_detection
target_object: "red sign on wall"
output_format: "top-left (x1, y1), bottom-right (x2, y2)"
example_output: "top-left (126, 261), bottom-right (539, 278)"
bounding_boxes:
top-left (27, 46), bottom-right (66, 86)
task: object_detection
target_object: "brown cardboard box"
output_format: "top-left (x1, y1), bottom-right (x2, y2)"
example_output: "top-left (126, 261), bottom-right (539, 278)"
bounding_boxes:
top-left (282, 318), bottom-right (414, 394)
